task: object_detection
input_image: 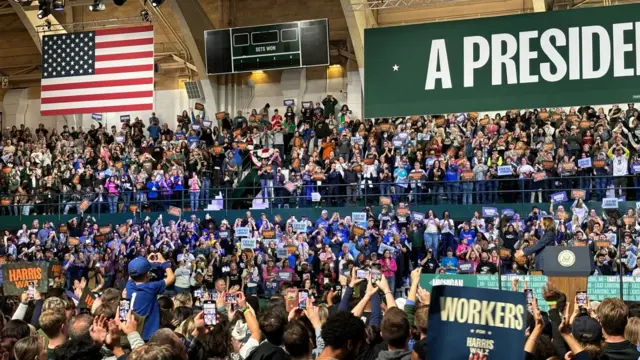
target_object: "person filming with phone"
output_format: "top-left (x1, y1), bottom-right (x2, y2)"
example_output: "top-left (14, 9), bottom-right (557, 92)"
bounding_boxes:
top-left (125, 253), bottom-right (175, 341)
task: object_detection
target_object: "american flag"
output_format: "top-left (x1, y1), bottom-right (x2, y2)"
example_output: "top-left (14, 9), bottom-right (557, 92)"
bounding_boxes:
top-left (40, 25), bottom-right (155, 116)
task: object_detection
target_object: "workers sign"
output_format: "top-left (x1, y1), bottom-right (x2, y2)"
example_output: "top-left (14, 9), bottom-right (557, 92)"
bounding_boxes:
top-left (365, 3), bottom-right (640, 117)
top-left (2, 262), bottom-right (48, 295)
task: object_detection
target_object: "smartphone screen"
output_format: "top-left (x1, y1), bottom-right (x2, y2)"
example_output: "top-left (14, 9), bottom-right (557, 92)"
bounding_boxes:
top-left (298, 290), bottom-right (309, 310)
top-left (335, 285), bottom-right (342, 297)
top-left (576, 291), bottom-right (588, 307)
top-left (225, 293), bottom-right (237, 304)
top-left (203, 301), bottom-right (217, 326)
top-left (356, 269), bottom-right (369, 280)
top-left (371, 269), bottom-right (382, 284)
top-left (119, 299), bottom-right (130, 322)
top-left (524, 289), bottom-right (534, 305)
top-left (27, 281), bottom-right (35, 300)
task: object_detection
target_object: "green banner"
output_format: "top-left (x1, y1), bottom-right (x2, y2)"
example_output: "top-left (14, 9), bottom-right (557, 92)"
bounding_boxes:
top-left (364, 4), bottom-right (640, 118)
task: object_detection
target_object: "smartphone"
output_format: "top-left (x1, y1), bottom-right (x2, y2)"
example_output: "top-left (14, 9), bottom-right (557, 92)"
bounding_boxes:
top-left (335, 285), bottom-right (342, 297)
top-left (119, 299), bottom-right (130, 322)
top-left (524, 289), bottom-right (534, 305)
top-left (225, 293), bottom-right (237, 304)
top-left (194, 289), bottom-right (203, 299)
top-left (371, 269), bottom-right (382, 284)
top-left (356, 269), bottom-right (369, 280)
top-left (298, 290), bottom-right (309, 310)
top-left (27, 281), bottom-right (35, 300)
top-left (203, 300), bottom-right (217, 327)
top-left (576, 291), bottom-right (588, 307)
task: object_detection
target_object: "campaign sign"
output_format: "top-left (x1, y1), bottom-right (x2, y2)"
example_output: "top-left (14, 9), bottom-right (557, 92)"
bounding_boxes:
top-left (482, 207), bottom-right (498, 218)
top-left (218, 230), bottom-right (229, 239)
top-left (276, 248), bottom-right (289, 258)
top-left (241, 238), bottom-right (257, 249)
top-left (235, 227), bottom-right (250, 237)
top-left (278, 271), bottom-right (292, 281)
top-left (632, 162), bottom-right (640, 174)
top-left (411, 211), bottom-right (425, 222)
top-left (293, 222), bottom-right (307, 233)
top-left (352, 212), bottom-right (367, 226)
top-left (48, 261), bottom-right (62, 280)
top-left (378, 243), bottom-right (396, 256)
top-left (78, 287), bottom-right (98, 309)
top-left (602, 198), bottom-right (619, 209)
top-left (91, 113), bottom-right (103, 121)
top-left (497, 166), bottom-right (512, 176)
top-left (550, 191), bottom-right (568, 203)
top-left (578, 158), bottom-right (592, 169)
top-left (501, 209), bottom-right (515, 218)
top-left (120, 115), bottom-right (130, 122)
top-left (2, 262), bottom-right (48, 295)
top-left (427, 286), bottom-right (526, 360)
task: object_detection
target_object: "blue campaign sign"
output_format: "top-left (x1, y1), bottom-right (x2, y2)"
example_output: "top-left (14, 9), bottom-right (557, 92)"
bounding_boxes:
top-left (427, 286), bottom-right (526, 360)
top-left (550, 191), bottom-right (568, 203)
top-left (482, 207), bottom-right (498, 218)
top-left (91, 113), bottom-right (103, 121)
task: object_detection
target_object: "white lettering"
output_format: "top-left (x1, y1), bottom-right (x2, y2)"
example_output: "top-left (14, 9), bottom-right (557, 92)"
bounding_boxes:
top-left (540, 28), bottom-right (567, 82)
top-left (425, 39), bottom-right (452, 90)
top-left (569, 27), bottom-right (581, 80)
top-left (519, 31), bottom-right (539, 83)
top-left (491, 33), bottom-right (518, 85)
top-left (582, 25), bottom-right (611, 79)
top-left (463, 36), bottom-right (490, 87)
top-left (613, 23), bottom-right (634, 77)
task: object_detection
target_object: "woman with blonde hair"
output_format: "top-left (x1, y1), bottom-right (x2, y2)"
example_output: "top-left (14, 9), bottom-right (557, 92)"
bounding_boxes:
top-left (625, 317), bottom-right (640, 346)
top-left (515, 217), bottom-right (556, 270)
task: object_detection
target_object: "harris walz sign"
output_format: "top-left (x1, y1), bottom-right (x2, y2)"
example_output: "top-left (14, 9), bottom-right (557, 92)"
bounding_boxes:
top-left (365, 3), bottom-right (640, 117)
top-left (2, 262), bottom-right (48, 295)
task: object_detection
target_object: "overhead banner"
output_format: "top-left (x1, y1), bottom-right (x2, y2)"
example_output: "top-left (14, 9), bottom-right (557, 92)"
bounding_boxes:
top-left (2, 262), bottom-right (48, 295)
top-left (427, 286), bottom-right (526, 360)
top-left (364, 4), bottom-right (640, 117)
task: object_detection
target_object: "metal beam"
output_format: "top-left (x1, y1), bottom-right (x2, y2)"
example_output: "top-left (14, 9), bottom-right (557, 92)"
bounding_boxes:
top-left (341, 0), bottom-right (377, 68)
top-left (9, 0), bottom-right (67, 53)
top-left (533, 0), bottom-right (547, 11)
top-left (166, 0), bottom-right (214, 76)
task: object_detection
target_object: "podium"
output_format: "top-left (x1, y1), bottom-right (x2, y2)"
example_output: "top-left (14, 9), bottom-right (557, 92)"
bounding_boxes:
top-left (541, 247), bottom-right (591, 302)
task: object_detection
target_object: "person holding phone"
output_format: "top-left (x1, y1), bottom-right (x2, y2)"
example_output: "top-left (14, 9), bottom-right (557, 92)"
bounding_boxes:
top-left (125, 253), bottom-right (175, 341)
top-left (380, 249), bottom-right (398, 296)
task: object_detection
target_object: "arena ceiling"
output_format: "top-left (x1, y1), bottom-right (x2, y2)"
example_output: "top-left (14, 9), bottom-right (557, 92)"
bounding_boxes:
top-left (0, 0), bottom-right (636, 92)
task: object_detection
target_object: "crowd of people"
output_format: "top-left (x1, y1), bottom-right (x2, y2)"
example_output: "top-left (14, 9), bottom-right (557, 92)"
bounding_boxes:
top-left (3, 100), bottom-right (640, 213)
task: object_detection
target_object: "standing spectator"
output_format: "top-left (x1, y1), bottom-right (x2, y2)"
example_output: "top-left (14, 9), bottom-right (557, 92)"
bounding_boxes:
top-left (380, 249), bottom-right (397, 296)
top-left (322, 95), bottom-right (338, 119)
top-left (125, 255), bottom-right (175, 341)
top-left (609, 143), bottom-right (630, 197)
top-left (188, 173), bottom-right (201, 211)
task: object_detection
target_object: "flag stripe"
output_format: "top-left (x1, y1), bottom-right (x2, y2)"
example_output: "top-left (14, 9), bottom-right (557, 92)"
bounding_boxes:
top-left (41, 97), bottom-right (154, 111)
top-left (41, 84), bottom-right (154, 98)
top-left (95, 58), bottom-right (155, 68)
top-left (42, 78), bottom-right (154, 91)
top-left (94, 65), bottom-right (154, 75)
top-left (42, 71), bottom-right (153, 85)
top-left (95, 31), bottom-right (154, 43)
top-left (41, 104), bottom-right (154, 116)
top-left (95, 44), bottom-right (154, 56)
top-left (41, 91), bottom-right (154, 104)
top-left (95, 51), bottom-right (154, 62)
top-left (95, 38), bottom-right (153, 49)
top-left (94, 25), bottom-right (154, 36)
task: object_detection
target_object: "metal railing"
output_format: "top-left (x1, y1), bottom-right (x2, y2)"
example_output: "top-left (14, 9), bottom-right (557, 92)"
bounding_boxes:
top-left (0, 175), bottom-right (636, 219)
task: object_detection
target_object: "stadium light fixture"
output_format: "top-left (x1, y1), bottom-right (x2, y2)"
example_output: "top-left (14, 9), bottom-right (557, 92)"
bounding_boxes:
top-left (151, 0), bottom-right (164, 7)
top-left (37, 0), bottom-right (51, 19)
top-left (113, 0), bottom-right (126, 5)
top-left (89, 0), bottom-right (105, 11)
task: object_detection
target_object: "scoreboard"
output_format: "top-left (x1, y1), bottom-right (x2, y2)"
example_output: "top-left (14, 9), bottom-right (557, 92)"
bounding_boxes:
top-left (205, 19), bottom-right (329, 75)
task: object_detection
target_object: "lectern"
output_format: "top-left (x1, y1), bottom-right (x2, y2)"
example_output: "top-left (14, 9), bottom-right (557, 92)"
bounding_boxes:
top-left (541, 247), bottom-right (591, 301)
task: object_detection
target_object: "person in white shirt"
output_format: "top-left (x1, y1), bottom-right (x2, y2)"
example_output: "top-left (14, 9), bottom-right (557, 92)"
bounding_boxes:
top-left (608, 144), bottom-right (630, 197)
top-left (517, 158), bottom-right (535, 203)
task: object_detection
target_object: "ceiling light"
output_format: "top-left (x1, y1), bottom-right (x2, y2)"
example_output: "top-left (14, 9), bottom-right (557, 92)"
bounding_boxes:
top-left (52, 0), bottom-right (64, 10)
top-left (151, 0), bottom-right (164, 7)
top-left (37, 0), bottom-right (50, 19)
top-left (113, 0), bottom-right (126, 5)
top-left (89, 0), bottom-right (105, 11)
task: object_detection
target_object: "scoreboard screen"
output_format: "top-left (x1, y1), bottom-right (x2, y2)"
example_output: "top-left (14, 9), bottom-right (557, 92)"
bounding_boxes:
top-left (205, 19), bottom-right (329, 75)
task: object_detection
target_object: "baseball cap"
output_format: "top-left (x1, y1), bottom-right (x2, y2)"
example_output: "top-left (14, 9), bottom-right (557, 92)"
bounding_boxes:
top-left (128, 257), bottom-right (151, 277)
top-left (572, 315), bottom-right (602, 344)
